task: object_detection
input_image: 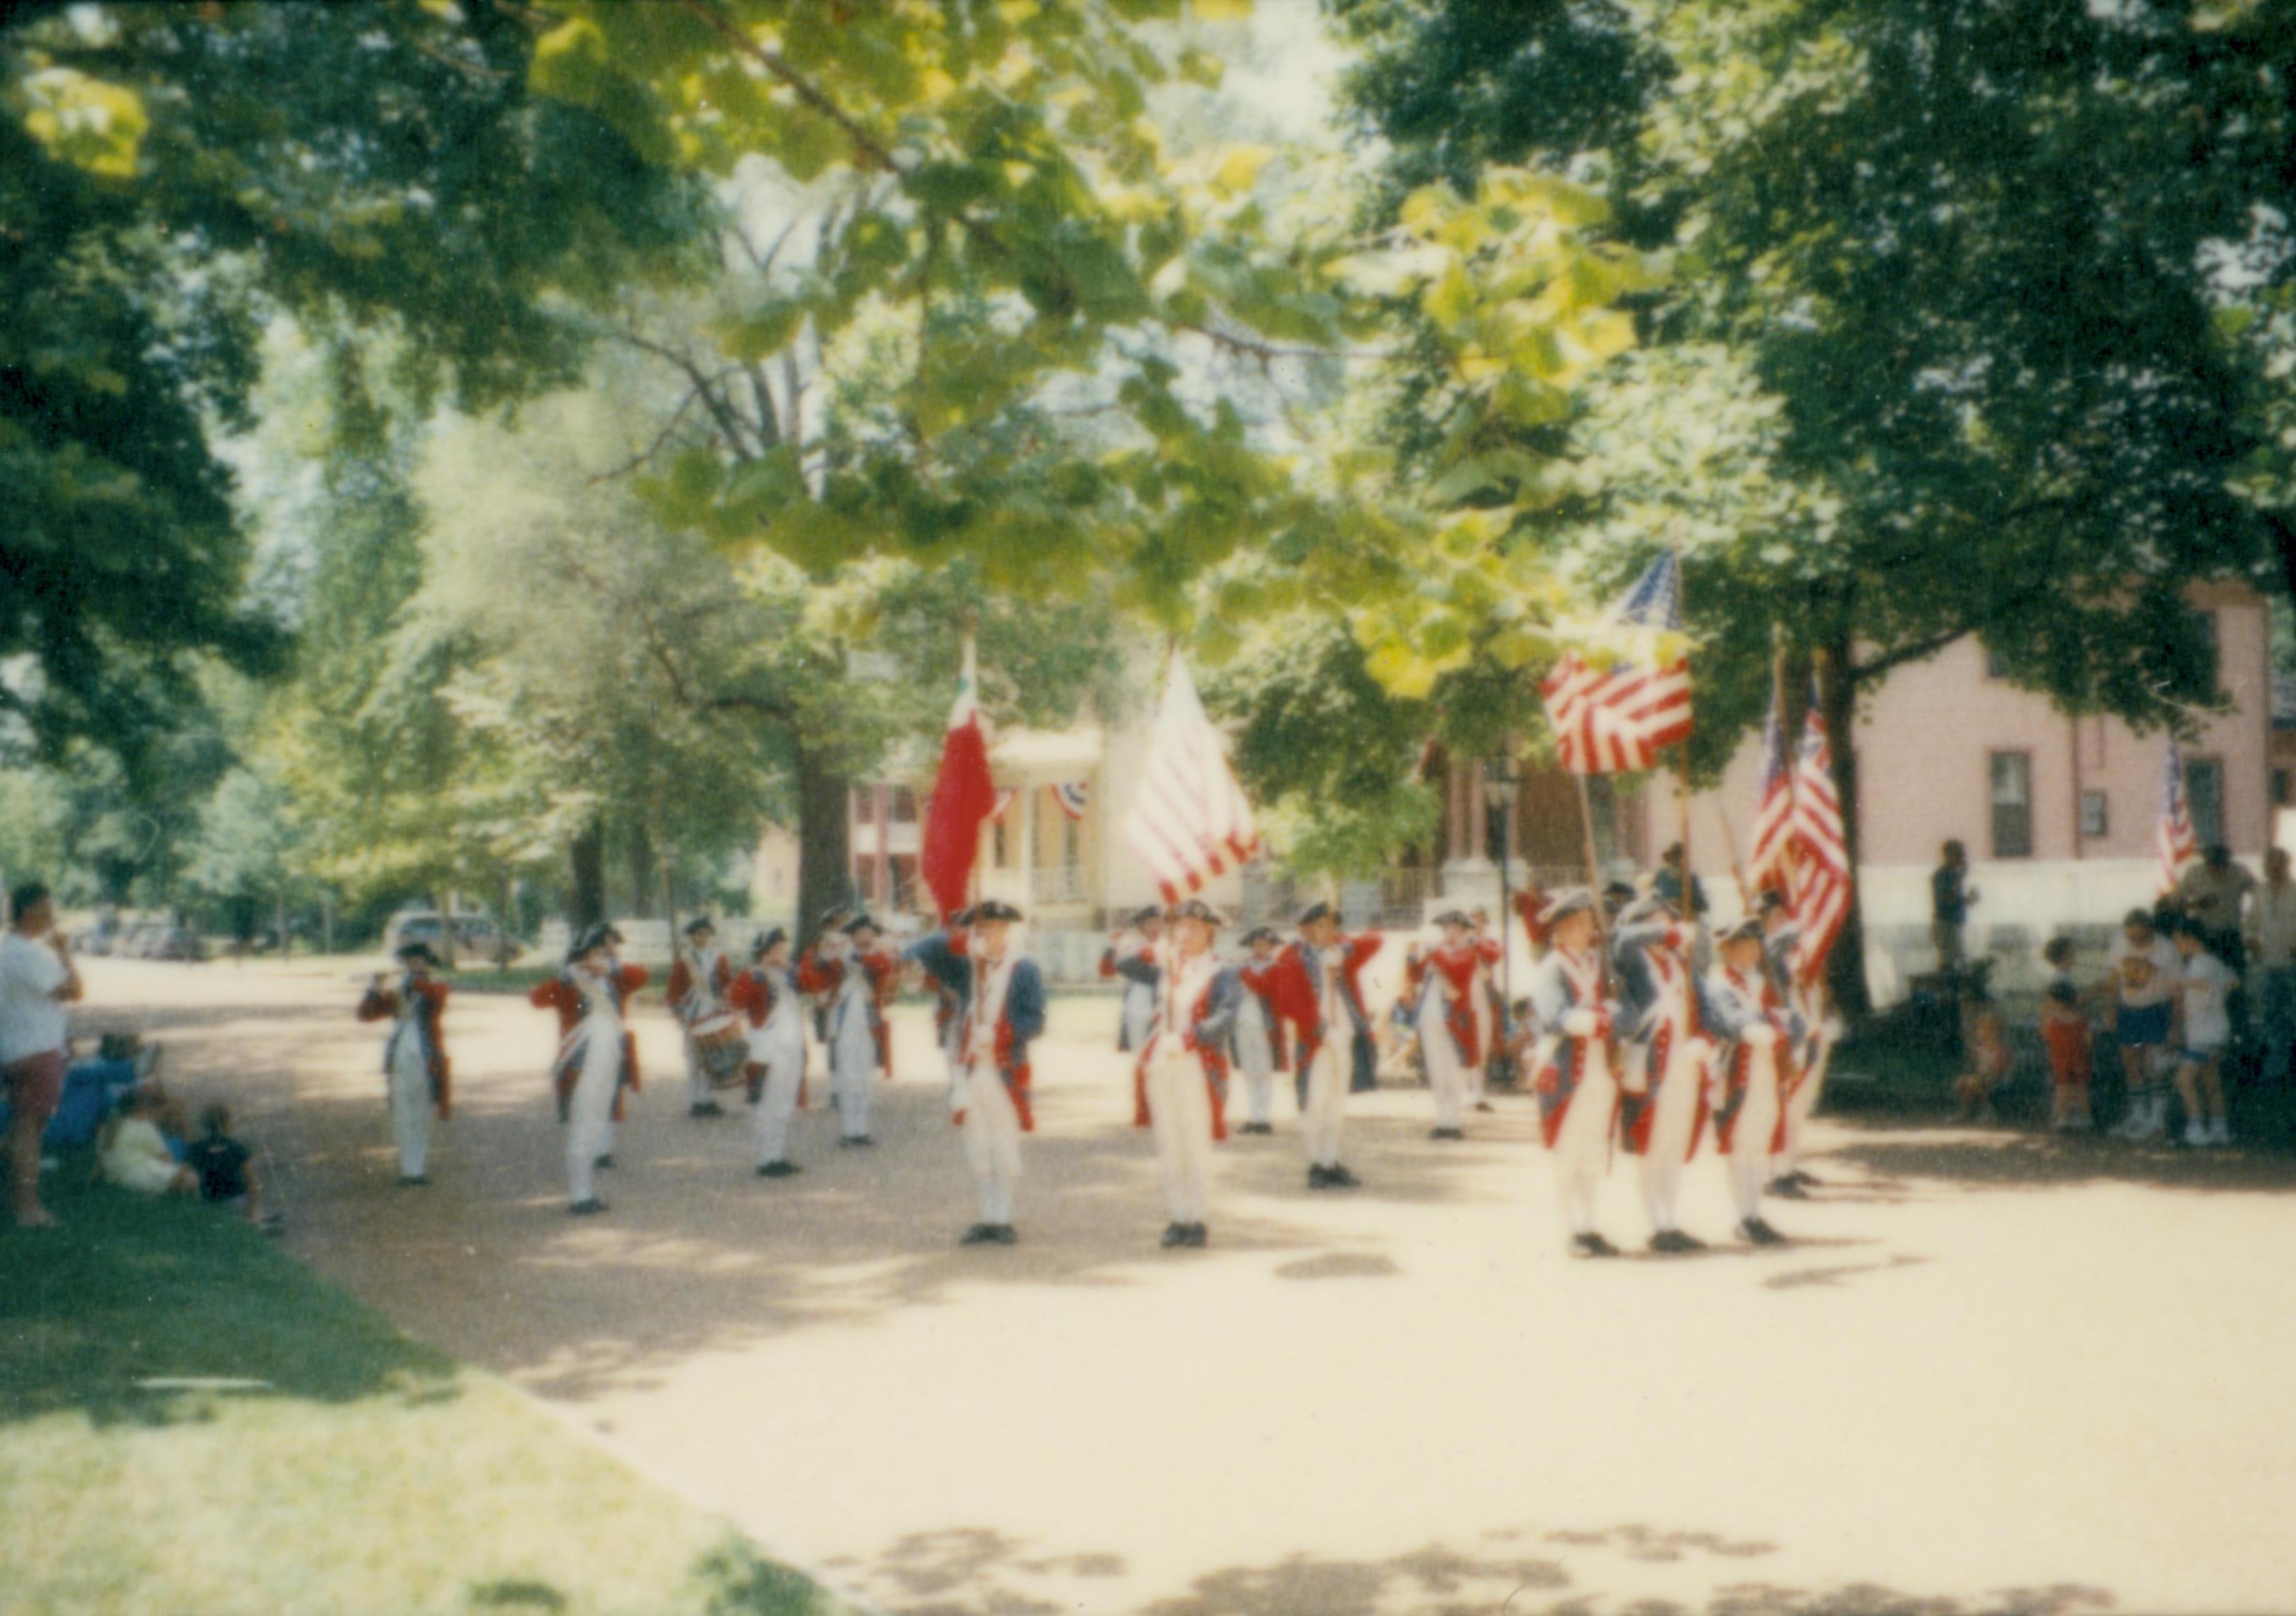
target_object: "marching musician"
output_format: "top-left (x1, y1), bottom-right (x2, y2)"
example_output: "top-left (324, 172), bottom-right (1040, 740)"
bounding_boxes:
top-left (728, 928), bottom-right (808, 1179)
top-left (1417, 910), bottom-right (1485, 1141)
top-left (530, 925), bottom-right (647, 1214)
top-left (1266, 902), bottom-right (1382, 1191)
top-left (1230, 925), bottom-right (1288, 1135)
top-left (356, 941), bottom-right (451, 1186)
top-left (1137, 899), bottom-right (1239, 1249)
top-left (799, 915), bottom-right (881, 1147)
top-left (668, 916), bottom-right (735, 1119)
top-left (1526, 889), bottom-right (1623, 1257)
top-left (1612, 893), bottom-right (1709, 1252)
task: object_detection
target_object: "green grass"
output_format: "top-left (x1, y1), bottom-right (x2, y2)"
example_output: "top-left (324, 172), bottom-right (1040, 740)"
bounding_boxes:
top-left (1, 1162), bottom-right (853, 1616)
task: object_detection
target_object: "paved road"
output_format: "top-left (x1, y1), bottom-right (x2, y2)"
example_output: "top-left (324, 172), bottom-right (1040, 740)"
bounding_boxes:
top-left (79, 957), bottom-right (2296, 1615)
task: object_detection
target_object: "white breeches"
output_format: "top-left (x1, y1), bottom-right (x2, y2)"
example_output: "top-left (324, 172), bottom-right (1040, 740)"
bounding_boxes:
top-left (1548, 1046), bottom-right (1618, 1235)
top-left (1725, 1048), bottom-right (1782, 1221)
top-left (682, 1028), bottom-right (711, 1104)
top-left (1122, 984), bottom-right (1156, 1054)
top-left (749, 1023), bottom-right (805, 1166)
top-left (1419, 987), bottom-right (1472, 1129)
top-left (1468, 994), bottom-right (1495, 1099)
top-left (1637, 1037), bottom-right (1706, 1234)
top-left (1776, 1026), bottom-right (1835, 1175)
top-left (1147, 1050), bottom-right (1215, 1224)
top-left (1234, 999), bottom-right (1278, 1126)
top-left (1300, 1040), bottom-right (1348, 1167)
top-left (961, 1066), bottom-right (1023, 1223)
top-left (566, 1023), bottom-right (621, 1204)
top-left (388, 1040), bottom-right (432, 1179)
top-left (828, 1009), bottom-right (874, 1138)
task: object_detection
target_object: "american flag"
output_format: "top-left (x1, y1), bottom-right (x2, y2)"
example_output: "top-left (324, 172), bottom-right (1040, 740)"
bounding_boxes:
top-left (1789, 684), bottom-right (1850, 987)
top-left (1123, 649), bottom-right (1260, 905)
top-left (1747, 689), bottom-right (1796, 899)
top-left (1052, 780), bottom-right (1090, 820)
top-left (1539, 551), bottom-right (1693, 775)
top-left (2156, 738), bottom-right (2196, 897)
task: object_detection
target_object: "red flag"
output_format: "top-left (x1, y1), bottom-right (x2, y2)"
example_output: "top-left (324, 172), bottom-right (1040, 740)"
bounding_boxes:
top-left (921, 640), bottom-right (998, 922)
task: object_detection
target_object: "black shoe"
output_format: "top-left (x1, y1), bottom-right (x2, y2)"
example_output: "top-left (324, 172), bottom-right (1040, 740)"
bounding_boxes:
top-left (1572, 1231), bottom-right (1619, 1257)
top-left (570, 1198), bottom-right (609, 1216)
top-left (1429, 1127), bottom-right (1465, 1141)
top-left (1243, 1122), bottom-right (1275, 1135)
top-left (1786, 1169), bottom-right (1822, 1189)
top-left (1307, 1165), bottom-right (1333, 1189)
top-left (1672, 1229), bottom-right (1707, 1252)
top-left (1161, 1223), bottom-right (1190, 1248)
top-left (592, 1153), bottom-right (616, 1170)
top-left (992, 1224), bottom-right (1019, 1245)
top-left (841, 1135), bottom-right (875, 1148)
top-left (756, 1160), bottom-right (799, 1179)
top-left (1739, 1217), bottom-right (1786, 1247)
top-left (1767, 1177), bottom-right (1811, 1200)
top-left (1649, 1229), bottom-right (1690, 1254)
top-left (1182, 1223), bottom-right (1208, 1247)
top-left (960, 1223), bottom-right (999, 1245)
top-left (689, 1101), bottom-right (727, 1118)
top-left (1326, 1165), bottom-right (1361, 1188)
top-left (398, 1174), bottom-right (429, 1187)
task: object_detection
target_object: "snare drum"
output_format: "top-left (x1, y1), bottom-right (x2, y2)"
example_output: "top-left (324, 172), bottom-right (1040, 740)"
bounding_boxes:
top-left (690, 1012), bottom-right (750, 1089)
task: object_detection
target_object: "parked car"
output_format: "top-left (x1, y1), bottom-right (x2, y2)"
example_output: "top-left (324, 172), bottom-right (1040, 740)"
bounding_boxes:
top-left (380, 909), bottom-right (525, 965)
top-left (124, 924), bottom-right (208, 963)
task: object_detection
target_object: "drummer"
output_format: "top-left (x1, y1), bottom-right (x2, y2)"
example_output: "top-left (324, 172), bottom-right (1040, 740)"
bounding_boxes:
top-left (669, 916), bottom-right (736, 1118)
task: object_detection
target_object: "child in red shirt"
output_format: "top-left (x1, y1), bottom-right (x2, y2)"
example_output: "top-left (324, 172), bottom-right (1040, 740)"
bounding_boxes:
top-left (2042, 977), bottom-right (2094, 1133)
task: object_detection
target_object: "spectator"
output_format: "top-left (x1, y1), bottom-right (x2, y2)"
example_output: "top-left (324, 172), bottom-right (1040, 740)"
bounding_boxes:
top-left (2249, 847), bottom-right (2296, 1086)
top-left (2176, 843), bottom-right (2257, 969)
top-left (2042, 978), bottom-right (2094, 1133)
top-left (2171, 919), bottom-right (2236, 1148)
top-left (1952, 976), bottom-right (2009, 1123)
top-left (1, 880), bottom-right (83, 1230)
top-left (1931, 841), bottom-right (1978, 971)
top-left (98, 1087), bottom-right (197, 1197)
top-left (2110, 908), bottom-right (2181, 1140)
top-left (186, 1101), bottom-right (270, 1226)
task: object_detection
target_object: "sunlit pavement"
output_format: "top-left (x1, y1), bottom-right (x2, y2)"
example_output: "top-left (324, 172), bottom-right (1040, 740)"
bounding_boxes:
top-left (78, 957), bottom-right (2296, 1615)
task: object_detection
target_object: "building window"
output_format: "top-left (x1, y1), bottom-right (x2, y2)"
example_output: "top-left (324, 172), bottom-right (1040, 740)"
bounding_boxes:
top-left (1061, 815), bottom-right (1080, 869)
top-left (890, 788), bottom-right (918, 824)
top-left (1989, 752), bottom-right (2033, 859)
top-left (2187, 756), bottom-right (2226, 850)
top-left (2079, 790), bottom-right (2108, 840)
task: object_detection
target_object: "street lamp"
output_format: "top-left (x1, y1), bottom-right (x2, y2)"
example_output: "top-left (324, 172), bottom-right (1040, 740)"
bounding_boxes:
top-left (1484, 759), bottom-right (1520, 1086)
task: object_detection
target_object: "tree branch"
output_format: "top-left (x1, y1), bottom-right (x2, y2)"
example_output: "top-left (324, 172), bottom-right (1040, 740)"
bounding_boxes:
top-left (587, 386), bottom-right (707, 485)
top-left (667, 0), bottom-right (906, 174)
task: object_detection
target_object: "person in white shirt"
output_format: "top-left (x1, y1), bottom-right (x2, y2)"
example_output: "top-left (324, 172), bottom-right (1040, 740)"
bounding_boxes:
top-left (2171, 920), bottom-right (2236, 1148)
top-left (2246, 848), bottom-right (2296, 1087)
top-left (1, 882), bottom-right (83, 1230)
top-left (2108, 909), bottom-right (2182, 1140)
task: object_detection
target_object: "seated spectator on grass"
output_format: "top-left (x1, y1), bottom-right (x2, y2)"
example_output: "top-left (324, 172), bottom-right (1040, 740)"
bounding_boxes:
top-left (2171, 920), bottom-right (2236, 1150)
top-left (186, 1101), bottom-right (270, 1225)
top-left (2042, 977), bottom-right (2094, 1133)
top-left (98, 1088), bottom-right (196, 1197)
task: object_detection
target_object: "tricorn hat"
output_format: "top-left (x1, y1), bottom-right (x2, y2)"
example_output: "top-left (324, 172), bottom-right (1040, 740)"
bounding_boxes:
top-left (569, 923), bottom-right (614, 962)
top-left (949, 906), bottom-right (977, 928)
top-left (974, 898), bottom-right (1024, 924)
top-left (683, 916), bottom-right (716, 937)
top-left (1243, 925), bottom-right (1281, 946)
top-left (1297, 901), bottom-right (1336, 928)
top-left (1433, 909), bottom-right (1473, 930)
top-left (1538, 888), bottom-right (1594, 927)
top-left (395, 941), bottom-right (443, 968)
top-left (751, 926), bottom-right (788, 957)
top-left (842, 914), bottom-right (879, 936)
top-left (1129, 904), bottom-right (1165, 927)
top-left (1170, 898), bottom-right (1226, 928)
top-left (1621, 893), bottom-right (1675, 927)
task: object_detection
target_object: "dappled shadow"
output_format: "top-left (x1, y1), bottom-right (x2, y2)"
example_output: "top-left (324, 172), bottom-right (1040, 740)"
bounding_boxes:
top-left (1821, 1117), bottom-right (2296, 1196)
top-left (825, 1518), bottom-right (2110, 1616)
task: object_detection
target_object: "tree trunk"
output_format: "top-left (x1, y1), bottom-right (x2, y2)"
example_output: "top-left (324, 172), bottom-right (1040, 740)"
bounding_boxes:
top-left (570, 818), bottom-right (607, 929)
top-left (625, 821), bottom-right (656, 919)
top-left (794, 736), bottom-right (854, 943)
top-left (1821, 637), bottom-right (1875, 1019)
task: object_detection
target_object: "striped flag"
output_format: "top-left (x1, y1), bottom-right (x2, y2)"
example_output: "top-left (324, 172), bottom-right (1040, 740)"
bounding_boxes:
top-left (2157, 738), bottom-right (2197, 897)
top-left (1052, 781), bottom-right (1090, 820)
top-left (1123, 649), bottom-right (1260, 905)
top-left (1747, 689), bottom-right (1796, 899)
top-left (1539, 551), bottom-right (1693, 774)
top-left (1789, 685), bottom-right (1850, 987)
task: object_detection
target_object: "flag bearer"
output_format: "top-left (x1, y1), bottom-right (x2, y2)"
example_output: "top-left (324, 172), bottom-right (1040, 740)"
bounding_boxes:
top-left (668, 916), bottom-right (735, 1118)
top-left (1701, 917), bottom-right (1792, 1246)
top-left (356, 941), bottom-right (451, 1185)
top-left (1267, 902), bottom-right (1383, 1190)
top-left (1139, 899), bottom-right (1240, 1248)
top-left (1526, 890), bottom-right (1623, 1257)
top-left (936, 899), bottom-right (1043, 1246)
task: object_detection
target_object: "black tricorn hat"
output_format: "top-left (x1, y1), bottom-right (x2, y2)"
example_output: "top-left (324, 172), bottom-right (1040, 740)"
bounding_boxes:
top-left (684, 916), bottom-right (716, 936)
top-left (1243, 925), bottom-right (1281, 946)
top-left (950, 906), bottom-right (977, 928)
top-left (1434, 909), bottom-right (1473, 929)
top-left (569, 924), bottom-right (614, 962)
top-left (843, 914), bottom-right (880, 936)
top-left (1129, 904), bottom-right (1165, 926)
top-left (1297, 901), bottom-right (1336, 927)
top-left (751, 926), bottom-right (788, 957)
top-left (396, 941), bottom-right (442, 968)
top-left (974, 899), bottom-right (1024, 924)
top-left (1171, 898), bottom-right (1226, 928)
